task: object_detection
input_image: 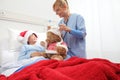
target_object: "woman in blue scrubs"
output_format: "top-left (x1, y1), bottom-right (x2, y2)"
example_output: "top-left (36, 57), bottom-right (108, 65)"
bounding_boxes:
top-left (53, 0), bottom-right (87, 59)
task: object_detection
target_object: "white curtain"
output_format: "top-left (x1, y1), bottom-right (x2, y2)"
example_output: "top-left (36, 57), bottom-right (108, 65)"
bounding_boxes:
top-left (68, 0), bottom-right (120, 62)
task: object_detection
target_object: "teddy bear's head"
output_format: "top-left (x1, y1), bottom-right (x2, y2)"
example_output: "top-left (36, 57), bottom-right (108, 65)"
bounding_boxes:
top-left (46, 31), bottom-right (61, 44)
top-left (46, 28), bottom-right (62, 44)
top-left (45, 27), bottom-right (68, 59)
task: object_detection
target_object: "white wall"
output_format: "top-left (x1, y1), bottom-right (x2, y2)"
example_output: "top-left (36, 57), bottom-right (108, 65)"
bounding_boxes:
top-left (0, 0), bottom-right (59, 20)
top-left (69, 0), bottom-right (120, 62)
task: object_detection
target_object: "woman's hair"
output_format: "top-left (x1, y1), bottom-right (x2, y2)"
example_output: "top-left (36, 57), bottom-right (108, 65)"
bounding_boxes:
top-left (53, 0), bottom-right (69, 10)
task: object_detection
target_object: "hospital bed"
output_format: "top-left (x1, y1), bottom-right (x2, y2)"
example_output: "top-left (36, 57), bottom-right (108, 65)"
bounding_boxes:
top-left (0, 10), bottom-right (120, 80)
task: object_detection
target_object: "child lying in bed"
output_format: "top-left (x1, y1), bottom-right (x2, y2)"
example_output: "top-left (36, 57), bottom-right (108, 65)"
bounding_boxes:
top-left (17, 30), bottom-right (47, 61)
top-left (1, 31), bottom-right (48, 76)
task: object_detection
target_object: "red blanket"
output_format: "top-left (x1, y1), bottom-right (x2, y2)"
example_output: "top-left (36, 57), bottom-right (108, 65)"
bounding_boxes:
top-left (0, 57), bottom-right (120, 80)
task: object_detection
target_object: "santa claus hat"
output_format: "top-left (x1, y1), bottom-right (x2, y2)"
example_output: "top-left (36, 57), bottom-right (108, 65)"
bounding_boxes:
top-left (17, 30), bottom-right (37, 44)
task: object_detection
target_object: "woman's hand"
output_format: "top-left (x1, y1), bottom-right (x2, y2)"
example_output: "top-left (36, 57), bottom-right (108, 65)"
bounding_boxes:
top-left (59, 24), bottom-right (71, 32)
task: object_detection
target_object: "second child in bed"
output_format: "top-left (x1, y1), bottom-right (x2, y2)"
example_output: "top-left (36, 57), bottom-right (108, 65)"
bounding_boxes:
top-left (17, 30), bottom-right (47, 61)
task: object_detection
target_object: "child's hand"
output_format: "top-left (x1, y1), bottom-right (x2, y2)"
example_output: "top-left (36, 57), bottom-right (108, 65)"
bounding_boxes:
top-left (30, 52), bottom-right (47, 58)
top-left (40, 41), bottom-right (45, 47)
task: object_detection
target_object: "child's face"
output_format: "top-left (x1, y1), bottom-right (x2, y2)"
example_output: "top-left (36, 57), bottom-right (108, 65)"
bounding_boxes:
top-left (28, 34), bottom-right (37, 44)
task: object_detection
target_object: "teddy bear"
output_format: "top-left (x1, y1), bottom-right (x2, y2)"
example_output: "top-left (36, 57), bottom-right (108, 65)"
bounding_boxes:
top-left (40, 27), bottom-right (68, 60)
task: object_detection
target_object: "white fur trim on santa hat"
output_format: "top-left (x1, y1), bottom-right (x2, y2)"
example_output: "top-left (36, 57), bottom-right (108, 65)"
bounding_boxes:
top-left (18, 30), bottom-right (37, 44)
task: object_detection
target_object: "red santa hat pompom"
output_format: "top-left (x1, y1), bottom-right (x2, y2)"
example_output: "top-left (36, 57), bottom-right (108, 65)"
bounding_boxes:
top-left (17, 30), bottom-right (37, 44)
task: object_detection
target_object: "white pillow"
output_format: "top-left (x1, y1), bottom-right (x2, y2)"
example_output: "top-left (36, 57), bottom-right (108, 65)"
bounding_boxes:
top-left (0, 38), bottom-right (15, 65)
top-left (8, 28), bottom-right (23, 60)
top-left (8, 28), bottom-right (22, 52)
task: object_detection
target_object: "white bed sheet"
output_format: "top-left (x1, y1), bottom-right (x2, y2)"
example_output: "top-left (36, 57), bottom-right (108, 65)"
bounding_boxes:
top-left (1, 68), bottom-right (19, 76)
top-left (0, 56), bottom-right (48, 76)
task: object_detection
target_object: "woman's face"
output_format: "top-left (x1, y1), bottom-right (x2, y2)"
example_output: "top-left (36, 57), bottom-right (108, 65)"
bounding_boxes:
top-left (54, 6), bottom-right (67, 18)
top-left (28, 34), bottom-right (37, 44)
